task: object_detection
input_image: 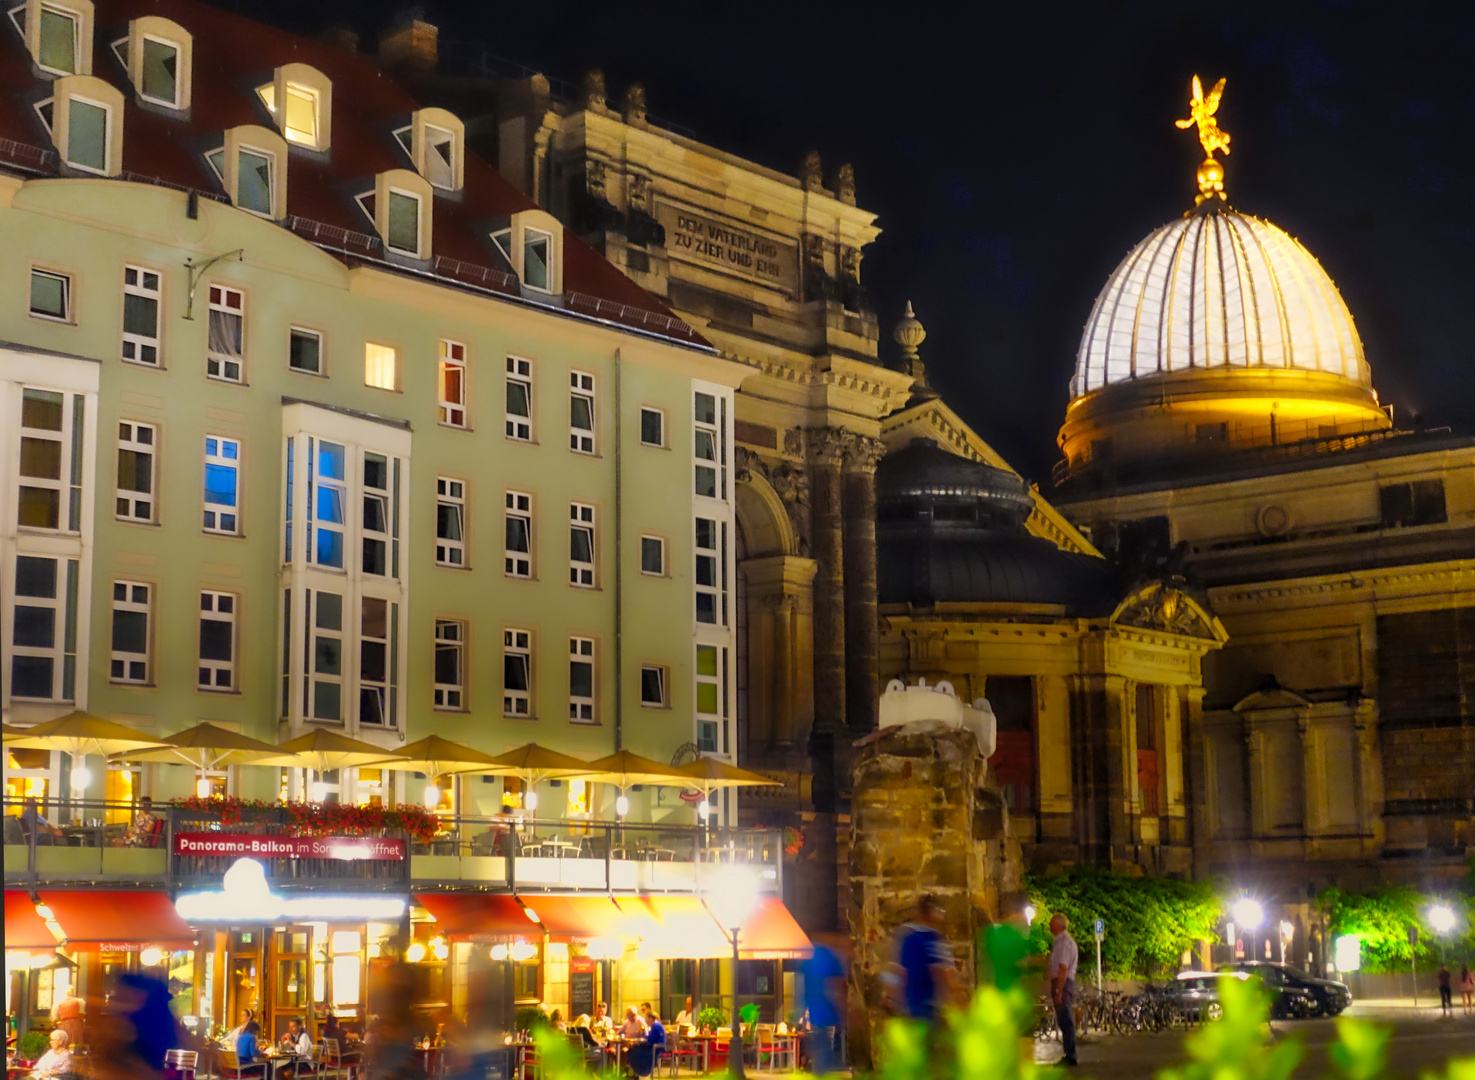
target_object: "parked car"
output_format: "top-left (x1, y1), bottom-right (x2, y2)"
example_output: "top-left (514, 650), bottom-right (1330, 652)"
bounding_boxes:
top-left (1168, 970), bottom-right (1315, 1021)
top-left (1219, 961), bottom-right (1353, 1017)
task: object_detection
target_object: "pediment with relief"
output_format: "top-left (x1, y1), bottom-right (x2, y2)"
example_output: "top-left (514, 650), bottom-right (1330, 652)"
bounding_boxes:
top-left (1111, 581), bottom-right (1227, 644)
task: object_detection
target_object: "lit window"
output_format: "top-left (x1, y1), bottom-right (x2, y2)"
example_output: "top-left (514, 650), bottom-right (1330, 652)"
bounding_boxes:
top-left (198, 591), bottom-right (236, 690)
top-left (308, 589), bottom-right (343, 721)
top-left (438, 339), bottom-right (466, 427)
top-left (64, 96), bottom-right (107, 173)
top-left (640, 407), bottom-right (664, 447)
top-left (423, 124), bottom-right (456, 189)
top-left (10, 554), bottom-right (79, 702)
top-left (115, 420), bottom-right (155, 522)
top-left (206, 285), bottom-right (244, 382)
top-left (696, 644), bottom-right (722, 753)
top-left (436, 477), bottom-right (465, 567)
top-left (18, 387), bottom-right (78, 532)
top-left (505, 356), bottom-right (532, 440)
top-left (503, 629), bottom-right (531, 717)
top-left (569, 503), bottom-right (594, 587)
top-left (202, 435), bottom-right (240, 535)
top-left (289, 327), bottom-right (322, 374)
top-left (365, 343), bottom-right (397, 391)
top-left (236, 147), bottom-right (274, 216)
top-left (695, 517), bottom-right (725, 626)
top-left (386, 190), bottom-right (420, 255)
top-left (122, 265), bottom-right (161, 365)
top-left (259, 82), bottom-right (319, 146)
top-left (570, 371), bottom-right (595, 454)
top-left (523, 229), bottom-right (552, 292)
top-left (110, 579), bottom-right (151, 684)
top-left (37, 4), bottom-right (79, 74)
top-left (640, 665), bottom-right (666, 707)
top-left (29, 268), bottom-right (69, 321)
top-left (640, 535), bottom-right (664, 576)
top-left (359, 596), bottom-right (395, 727)
top-left (310, 440), bottom-right (346, 568)
top-left (362, 452), bottom-right (390, 576)
top-left (694, 391), bottom-right (721, 498)
top-left (505, 490), bottom-right (531, 578)
top-left (434, 620), bottom-right (465, 710)
top-left (138, 35), bottom-right (179, 106)
top-left (569, 637), bottom-right (595, 723)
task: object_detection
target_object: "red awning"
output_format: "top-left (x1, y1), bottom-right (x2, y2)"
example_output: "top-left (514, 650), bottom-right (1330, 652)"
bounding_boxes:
top-left (633, 895), bottom-right (812, 960)
top-left (518, 895), bottom-right (628, 938)
top-left (415, 893), bottom-right (535, 941)
top-left (736, 896), bottom-right (813, 959)
top-left (38, 890), bottom-right (195, 951)
top-left (5, 891), bottom-right (58, 950)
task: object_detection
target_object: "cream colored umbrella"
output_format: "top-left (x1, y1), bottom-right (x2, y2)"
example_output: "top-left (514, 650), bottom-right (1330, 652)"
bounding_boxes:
top-left (3, 710), bottom-right (170, 759)
top-left (483, 743), bottom-right (595, 814)
top-left (360, 735), bottom-right (510, 808)
top-left (671, 756), bottom-right (780, 823)
top-left (582, 749), bottom-right (693, 789)
top-left (112, 722), bottom-right (284, 771)
top-left (2, 722), bottom-right (29, 742)
top-left (252, 729), bottom-right (414, 774)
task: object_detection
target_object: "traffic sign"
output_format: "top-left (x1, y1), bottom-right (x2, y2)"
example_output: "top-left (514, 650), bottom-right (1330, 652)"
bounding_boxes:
top-left (1094, 918), bottom-right (1105, 940)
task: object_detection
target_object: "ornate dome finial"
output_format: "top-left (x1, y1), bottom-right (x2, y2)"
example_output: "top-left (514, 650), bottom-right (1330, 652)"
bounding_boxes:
top-left (1175, 75), bottom-right (1231, 205)
top-left (893, 301), bottom-right (926, 359)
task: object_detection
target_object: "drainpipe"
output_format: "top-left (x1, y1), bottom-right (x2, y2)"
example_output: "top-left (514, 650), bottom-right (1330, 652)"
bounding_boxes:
top-left (614, 348), bottom-right (624, 752)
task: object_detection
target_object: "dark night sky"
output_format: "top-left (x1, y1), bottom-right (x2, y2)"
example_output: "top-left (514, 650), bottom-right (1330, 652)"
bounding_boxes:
top-left (231, 0), bottom-right (1475, 482)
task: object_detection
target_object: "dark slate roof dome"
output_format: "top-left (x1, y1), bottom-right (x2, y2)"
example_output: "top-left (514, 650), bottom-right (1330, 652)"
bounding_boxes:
top-left (877, 439), bottom-right (1116, 612)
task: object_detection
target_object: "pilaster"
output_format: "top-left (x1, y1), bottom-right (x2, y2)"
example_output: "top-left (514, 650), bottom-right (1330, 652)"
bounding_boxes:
top-left (805, 427), bottom-right (849, 811)
top-left (842, 436), bottom-right (884, 735)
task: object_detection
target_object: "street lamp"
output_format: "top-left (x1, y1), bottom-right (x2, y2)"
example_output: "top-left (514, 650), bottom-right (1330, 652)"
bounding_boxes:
top-left (1231, 897), bottom-right (1264, 959)
top-left (705, 865), bottom-right (760, 1079)
top-left (1428, 904), bottom-right (1456, 962)
top-left (1278, 920), bottom-right (1294, 964)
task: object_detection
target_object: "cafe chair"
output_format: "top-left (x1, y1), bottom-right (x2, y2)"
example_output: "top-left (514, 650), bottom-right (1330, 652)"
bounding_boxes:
top-left (313, 1040), bottom-right (345, 1080)
top-left (754, 1024), bottom-right (793, 1072)
top-left (665, 1034), bottom-right (702, 1077)
top-left (216, 1050), bottom-right (265, 1080)
top-left (165, 1048), bottom-right (199, 1080)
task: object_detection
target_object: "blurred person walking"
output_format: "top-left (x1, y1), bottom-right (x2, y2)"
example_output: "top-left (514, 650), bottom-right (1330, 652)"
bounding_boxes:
top-left (1436, 963), bottom-right (1453, 1017)
top-left (889, 895), bottom-right (957, 1027)
top-left (802, 941), bottom-right (845, 1074)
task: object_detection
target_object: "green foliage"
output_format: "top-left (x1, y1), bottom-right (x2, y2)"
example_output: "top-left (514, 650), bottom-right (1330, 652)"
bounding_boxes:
top-left (695, 1005), bottom-right (728, 1031)
top-left (515, 1005), bottom-right (548, 1034)
top-left (17, 1031), bottom-right (50, 1061)
top-left (1327, 1016), bottom-right (1390, 1080)
top-left (1158, 976), bottom-right (1303, 1080)
top-left (1317, 886), bottom-right (1475, 972)
top-left (1025, 867), bottom-right (1223, 977)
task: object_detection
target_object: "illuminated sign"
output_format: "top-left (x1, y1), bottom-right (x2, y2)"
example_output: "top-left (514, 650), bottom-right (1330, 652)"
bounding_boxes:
top-left (173, 832), bottom-right (405, 861)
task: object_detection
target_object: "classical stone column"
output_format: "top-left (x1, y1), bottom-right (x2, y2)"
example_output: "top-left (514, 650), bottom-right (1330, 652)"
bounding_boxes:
top-left (805, 428), bottom-right (850, 812)
top-left (842, 436), bottom-right (884, 736)
top-left (738, 555), bottom-right (818, 767)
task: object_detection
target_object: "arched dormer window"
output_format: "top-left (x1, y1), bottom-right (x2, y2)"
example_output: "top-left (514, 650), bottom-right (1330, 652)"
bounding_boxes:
top-left (355, 169), bottom-right (433, 260)
top-left (9, 0), bottom-right (93, 76)
top-left (36, 74), bottom-right (122, 175)
top-left (110, 16), bottom-right (191, 110)
top-left (490, 209), bottom-right (563, 295)
top-left (391, 107), bottom-right (463, 192)
top-left (257, 63), bottom-right (331, 151)
top-left (205, 125), bottom-right (288, 219)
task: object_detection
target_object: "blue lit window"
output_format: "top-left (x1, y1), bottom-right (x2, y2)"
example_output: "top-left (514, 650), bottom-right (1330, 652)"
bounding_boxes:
top-left (203, 436), bottom-right (240, 535)
top-left (311, 440), bottom-right (346, 569)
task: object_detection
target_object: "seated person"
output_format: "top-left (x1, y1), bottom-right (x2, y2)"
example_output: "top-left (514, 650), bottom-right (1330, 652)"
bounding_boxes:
top-left (278, 1019), bottom-right (314, 1076)
top-left (618, 1008), bottom-right (645, 1040)
top-left (236, 1020), bottom-right (263, 1070)
top-left (589, 1003), bottom-right (615, 1041)
top-left (571, 1019), bottom-right (600, 1047)
top-left (116, 797), bottom-right (159, 847)
top-left (548, 1010), bottom-right (567, 1033)
top-left (224, 1009), bottom-right (255, 1046)
top-left (20, 798), bottom-right (62, 845)
top-left (29, 1029), bottom-right (72, 1079)
top-left (674, 996), bottom-right (694, 1031)
top-left (626, 1010), bottom-right (665, 1079)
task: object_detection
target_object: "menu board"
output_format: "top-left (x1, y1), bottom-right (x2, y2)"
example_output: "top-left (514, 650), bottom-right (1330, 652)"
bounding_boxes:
top-left (570, 956), bottom-right (596, 1019)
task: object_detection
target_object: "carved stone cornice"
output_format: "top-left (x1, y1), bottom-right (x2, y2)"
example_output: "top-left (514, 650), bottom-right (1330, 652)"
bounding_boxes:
top-left (843, 435), bottom-right (885, 475)
top-left (769, 460), bottom-right (812, 556)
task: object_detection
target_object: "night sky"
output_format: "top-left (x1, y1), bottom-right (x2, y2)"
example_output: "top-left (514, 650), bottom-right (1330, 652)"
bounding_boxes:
top-left (229, 0), bottom-right (1475, 482)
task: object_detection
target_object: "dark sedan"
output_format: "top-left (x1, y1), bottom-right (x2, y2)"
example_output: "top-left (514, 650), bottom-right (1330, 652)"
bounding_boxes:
top-left (1219, 961), bottom-right (1353, 1017)
top-left (1170, 970), bottom-right (1316, 1021)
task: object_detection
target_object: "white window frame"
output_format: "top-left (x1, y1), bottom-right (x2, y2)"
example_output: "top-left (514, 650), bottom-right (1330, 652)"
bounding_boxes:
top-left (278, 82), bottom-right (319, 146)
top-left (364, 342), bottom-right (397, 391)
top-left (568, 636), bottom-right (595, 723)
top-left (289, 326), bottom-right (323, 375)
top-left (503, 628), bottom-right (531, 718)
top-left (110, 579), bottom-right (151, 684)
top-left (423, 123), bottom-right (457, 189)
top-left (505, 356), bottom-right (532, 441)
top-left (436, 477), bottom-right (466, 568)
top-left (569, 371), bottom-right (595, 454)
top-left (235, 144), bottom-right (276, 218)
top-left (640, 535), bottom-right (665, 577)
top-left (695, 643), bottom-right (722, 754)
top-left (433, 619), bottom-right (465, 710)
top-left (197, 590), bottom-right (236, 691)
top-left (115, 419), bottom-right (156, 523)
top-left (694, 391), bottom-right (720, 499)
top-left (504, 490), bottom-right (531, 578)
top-left (569, 502), bottom-right (594, 588)
top-left (62, 93), bottom-right (110, 174)
top-left (137, 32), bottom-right (181, 108)
top-left (34, 2), bottom-right (81, 76)
top-left (202, 435), bottom-right (240, 535)
top-left (8, 553), bottom-right (79, 703)
top-left (438, 339), bottom-right (467, 428)
top-left (361, 452), bottom-right (391, 577)
top-left (358, 596), bottom-right (394, 727)
top-left (695, 517), bottom-right (722, 626)
top-left (385, 187), bottom-right (421, 256)
top-left (29, 267), bottom-right (70, 322)
top-left (522, 227), bottom-right (553, 293)
top-left (206, 284), bottom-right (245, 383)
top-left (306, 588), bottom-right (344, 722)
top-left (639, 664), bottom-right (667, 708)
top-left (639, 407), bottom-right (664, 448)
top-left (122, 264), bottom-right (161, 366)
top-left (308, 439), bottom-right (347, 569)
top-left (17, 386), bottom-right (80, 534)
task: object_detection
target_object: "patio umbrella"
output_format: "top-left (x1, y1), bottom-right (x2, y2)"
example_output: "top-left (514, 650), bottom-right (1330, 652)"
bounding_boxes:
top-left (251, 729), bottom-right (414, 774)
top-left (359, 735), bottom-right (510, 808)
top-left (3, 710), bottom-right (170, 759)
top-left (483, 743), bottom-right (596, 814)
top-left (671, 756), bottom-right (780, 821)
top-left (111, 722), bottom-right (284, 771)
top-left (2, 722), bottom-right (30, 741)
top-left (582, 749), bottom-right (692, 789)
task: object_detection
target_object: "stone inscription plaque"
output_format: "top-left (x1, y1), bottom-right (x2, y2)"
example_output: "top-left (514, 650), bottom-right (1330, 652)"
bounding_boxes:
top-left (657, 203), bottom-right (799, 290)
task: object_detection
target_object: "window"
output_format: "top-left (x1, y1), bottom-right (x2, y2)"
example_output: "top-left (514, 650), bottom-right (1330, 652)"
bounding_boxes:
top-left (433, 620), bottom-right (464, 710)
top-left (10, 555), bottom-right (78, 701)
top-left (236, 147), bottom-right (274, 216)
top-left (115, 420), bottom-right (155, 522)
top-left (364, 343), bottom-right (397, 391)
top-left (359, 597), bottom-right (395, 727)
top-left (29, 268), bottom-right (69, 321)
top-left (640, 407), bottom-right (664, 447)
top-left (505, 491), bottom-right (531, 578)
top-left (570, 371), bottom-right (595, 453)
top-left (640, 535), bottom-right (665, 576)
top-left (110, 580), bottom-right (150, 684)
top-left (569, 503), bottom-right (594, 587)
top-left (122, 265), bottom-right (160, 365)
top-left (386, 190), bottom-right (420, 255)
top-left (640, 665), bottom-right (667, 707)
top-left (198, 591), bottom-right (235, 690)
top-left (362, 453), bottom-right (390, 576)
top-left (1380, 480), bottom-right (1447, 528)
top-left (265, 82), bottom-right (318, 145)
top-left (436, 478), bottom-right (465, 567)
top-left (138, 35), bottom-right (179, 106)
top-left (523, 228), bottom-right (552, 292)
top-left (505, 357), bottom-right (532, 440)
top-left (569, 637), bottom-right (595, 723)
top-left (65, 96), bottom-right (108, 173)
top-left (203, 436), bottom-right (240, 535)
top-left (289, 327), bottom-right (322, 374)
top-left (695, 517), bottom-right (724, 625)
top-left (207, 285), bottom-right (244, 382)
top-left (694, 392), bottom-right (720, 498)
top-left (503, 628), bottom-right (531, 717)
top-left (423, 124), bottom-right (456, 189)
top-left (310, 440), bottom-right (346, 568)
top-left (695, 644), bottom-right (721, 752)
top-left (307, 589), bottom-right (343, 721)
top-left (37, 3), bottom-right (79, 73)
top-left (438, 340), bottom-right (466, 427)
top-left (18, 388), bottom-right (77, 532)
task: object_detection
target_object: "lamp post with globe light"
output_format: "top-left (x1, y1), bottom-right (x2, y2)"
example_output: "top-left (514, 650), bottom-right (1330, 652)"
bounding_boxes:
top-left (1231, 897), bottom-right (1264, 961)
top-left (704, 865), bottom-right (760, 1079)
top-left (1428, 904), bottom-right (1456, 964)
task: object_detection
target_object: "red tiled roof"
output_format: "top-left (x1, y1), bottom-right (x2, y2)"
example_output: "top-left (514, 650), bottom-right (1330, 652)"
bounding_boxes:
top-left (0, 0), bottom-right (705, 345)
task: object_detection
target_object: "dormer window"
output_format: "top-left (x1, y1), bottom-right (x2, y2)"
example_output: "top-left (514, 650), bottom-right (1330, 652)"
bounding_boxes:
top-left (11, 0), bottom-right (93, 76)
top-left (391, 107), bottom-right (464, 192)
top-left (111, 18), bottom-right (191, 109)
top-left (205, 125), bottom-right (288, 219)
top-left (39, 75), bottom-right (123, 175)
top-left (256, 63), bottom-right (331, 152)
top-left (356, 170), bottom-right (433, 260)
top-left (489, 210), bottom-right (563, 295)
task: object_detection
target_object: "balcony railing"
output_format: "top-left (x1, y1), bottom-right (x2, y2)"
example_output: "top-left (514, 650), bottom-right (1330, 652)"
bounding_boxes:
top-left (2, 798), bottom-right (782, 896)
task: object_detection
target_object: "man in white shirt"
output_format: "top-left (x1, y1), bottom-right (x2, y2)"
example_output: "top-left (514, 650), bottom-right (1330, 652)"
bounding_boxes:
top-left (1048, 914), bottom-right (1080, 1067)
top-left (280, 1019), bottom-right (315, 1077)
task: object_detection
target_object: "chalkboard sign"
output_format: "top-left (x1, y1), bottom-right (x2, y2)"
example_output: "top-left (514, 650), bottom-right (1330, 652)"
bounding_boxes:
top-left (570, 957), bottom-right (596, 1019)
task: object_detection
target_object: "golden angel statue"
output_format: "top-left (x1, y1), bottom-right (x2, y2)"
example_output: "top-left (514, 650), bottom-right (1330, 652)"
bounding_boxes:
top-left (1176, 75), bottom-right (1231, 159)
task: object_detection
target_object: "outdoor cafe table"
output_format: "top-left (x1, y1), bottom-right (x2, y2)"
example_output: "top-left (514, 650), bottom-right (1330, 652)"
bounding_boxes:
top-left (260, 1048), bottom-right (301, 1080)
top-left (683, 1032), bottom-right (721, 1073)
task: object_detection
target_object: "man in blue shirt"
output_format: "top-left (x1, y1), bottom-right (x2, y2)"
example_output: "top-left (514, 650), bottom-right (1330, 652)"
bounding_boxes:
top-left (802, 943), bottom-right (845, 1074)
top-left (893, 896), bottom-right (956, 1023)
